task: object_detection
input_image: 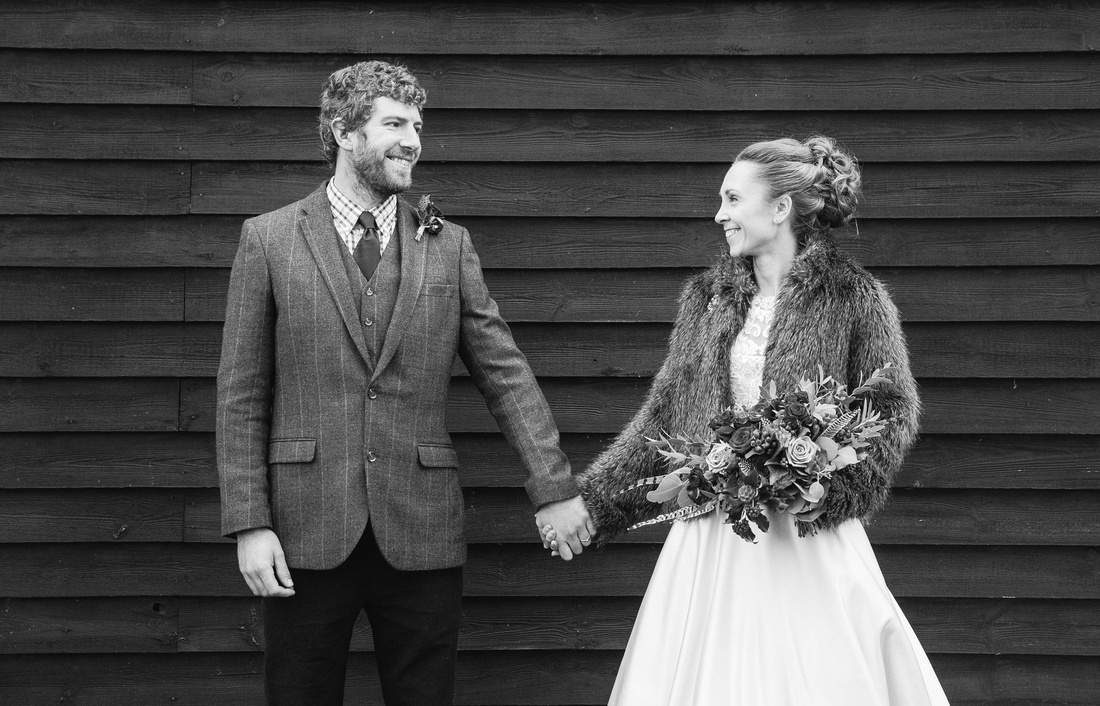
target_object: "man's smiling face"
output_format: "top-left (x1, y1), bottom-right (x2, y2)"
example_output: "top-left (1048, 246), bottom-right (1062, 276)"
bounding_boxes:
top-left (348, 96), bottom-right (423, 197)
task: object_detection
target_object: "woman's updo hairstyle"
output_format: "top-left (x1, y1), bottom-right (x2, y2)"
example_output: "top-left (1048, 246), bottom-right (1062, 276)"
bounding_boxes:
top-left (735, 135), bottom-right (862, 245)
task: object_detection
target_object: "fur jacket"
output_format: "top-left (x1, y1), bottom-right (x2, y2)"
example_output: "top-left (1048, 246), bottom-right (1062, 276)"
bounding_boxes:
top-left (578, 237), bottom-right (920, 545)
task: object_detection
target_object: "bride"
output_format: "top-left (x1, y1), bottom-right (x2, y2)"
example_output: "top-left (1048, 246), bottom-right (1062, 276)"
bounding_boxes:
top-left (553, 136), bottom-right (949, 705)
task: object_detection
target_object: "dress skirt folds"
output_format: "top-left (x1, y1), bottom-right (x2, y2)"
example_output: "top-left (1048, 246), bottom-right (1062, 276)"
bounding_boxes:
top-left (607, 510), bottom-right (950, 706)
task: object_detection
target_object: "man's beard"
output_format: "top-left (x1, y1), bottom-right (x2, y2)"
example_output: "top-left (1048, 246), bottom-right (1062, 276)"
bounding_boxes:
top-left (351, 140), bottom-right (416, 197)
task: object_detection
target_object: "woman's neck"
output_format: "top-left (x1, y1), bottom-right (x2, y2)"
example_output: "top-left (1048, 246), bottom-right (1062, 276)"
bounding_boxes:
top-left (751, 237), bottom-right (798, 296)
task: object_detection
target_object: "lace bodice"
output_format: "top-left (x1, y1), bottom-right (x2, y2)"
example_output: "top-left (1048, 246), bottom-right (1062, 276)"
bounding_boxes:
top-left (730, 294), bottom-right (775, 408)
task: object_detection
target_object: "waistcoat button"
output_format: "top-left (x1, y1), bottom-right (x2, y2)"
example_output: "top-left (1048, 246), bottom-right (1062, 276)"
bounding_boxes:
top-left (366, 451), bottom-right (378, 463)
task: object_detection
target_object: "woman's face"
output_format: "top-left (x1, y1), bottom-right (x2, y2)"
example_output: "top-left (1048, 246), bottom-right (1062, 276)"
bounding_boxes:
top-left (714, 161), bottom-right (788, 258)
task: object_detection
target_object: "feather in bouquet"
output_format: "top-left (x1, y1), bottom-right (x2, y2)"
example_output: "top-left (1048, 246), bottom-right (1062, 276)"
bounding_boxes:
top-left (622, 365), bottom-right (897, 542)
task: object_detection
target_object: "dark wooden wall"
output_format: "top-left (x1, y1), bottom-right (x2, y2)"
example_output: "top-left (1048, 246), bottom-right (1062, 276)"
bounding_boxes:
top-left (1, 1), bottom-right (1098, 703)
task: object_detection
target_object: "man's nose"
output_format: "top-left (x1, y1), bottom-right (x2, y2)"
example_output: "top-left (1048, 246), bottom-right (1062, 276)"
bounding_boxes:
top-left (400, 127), bottom-right (421, 151)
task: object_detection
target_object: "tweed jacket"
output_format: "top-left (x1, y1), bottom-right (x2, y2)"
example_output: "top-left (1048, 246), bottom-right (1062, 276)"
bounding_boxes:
top-left (578, 238), bottom-right (920, 545)
top-left (217, 185), bottom-right (578, 571)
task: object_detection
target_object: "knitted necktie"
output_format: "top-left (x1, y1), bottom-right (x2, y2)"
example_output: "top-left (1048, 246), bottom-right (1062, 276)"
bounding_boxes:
top-left (353, 211), bottom-right (381, 281)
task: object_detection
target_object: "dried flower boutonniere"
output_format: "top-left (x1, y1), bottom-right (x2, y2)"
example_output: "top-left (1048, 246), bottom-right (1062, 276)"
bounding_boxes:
top-left (415, 194), bottom-right (445, 241)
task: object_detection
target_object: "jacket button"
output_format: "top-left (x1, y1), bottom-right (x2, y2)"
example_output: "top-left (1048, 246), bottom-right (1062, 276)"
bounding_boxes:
top-left (365, 287), bottom-right (374, 296)
top-left (364, 318), bottom-right (373, 326)
top-left (367, 388), bottom-right (378, 400)
top-left (366, 451), bottom-right (378, 463)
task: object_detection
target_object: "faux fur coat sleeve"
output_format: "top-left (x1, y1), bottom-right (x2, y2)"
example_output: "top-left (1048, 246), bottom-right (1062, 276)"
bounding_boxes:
top-left (577, 277), bottom-right (713, 546)
top-left (818, 276), bottom-right (921, 531)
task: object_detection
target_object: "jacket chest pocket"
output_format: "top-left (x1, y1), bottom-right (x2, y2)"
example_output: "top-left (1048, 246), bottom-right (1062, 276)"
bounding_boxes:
top-left (422, 283), bottom-right (455, 298)
top-left (417, 443), bottom-right (458, 469)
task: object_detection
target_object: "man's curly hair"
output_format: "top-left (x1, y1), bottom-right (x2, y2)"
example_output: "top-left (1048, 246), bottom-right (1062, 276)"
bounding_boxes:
top-left (318, 61), bottom-right (427, 167)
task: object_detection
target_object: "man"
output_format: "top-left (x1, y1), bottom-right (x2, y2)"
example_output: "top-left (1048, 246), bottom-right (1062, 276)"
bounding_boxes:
top-left (217, 60), bottom-right (594, 706)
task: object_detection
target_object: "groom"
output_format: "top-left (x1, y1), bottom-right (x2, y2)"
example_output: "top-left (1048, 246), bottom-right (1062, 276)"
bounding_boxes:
top-left (216, 60), bottom-right (594, 705)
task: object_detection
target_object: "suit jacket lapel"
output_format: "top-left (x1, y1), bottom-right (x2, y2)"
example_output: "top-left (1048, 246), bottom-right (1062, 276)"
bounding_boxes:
top-left (298, 185), bottom-right (374, 370)
top-left (373, 201), bottom-right (426, 380)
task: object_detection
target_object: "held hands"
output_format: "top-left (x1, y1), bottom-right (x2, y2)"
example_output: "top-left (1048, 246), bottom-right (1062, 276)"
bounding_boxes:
top-left (236, 527), bottom-right (295, 598)
top-left (534, 495), bottom-right (596, 561)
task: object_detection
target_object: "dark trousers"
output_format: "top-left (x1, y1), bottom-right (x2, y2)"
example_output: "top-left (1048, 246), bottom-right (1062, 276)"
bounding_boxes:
top-left (262, 523), bottom-right (464, 705)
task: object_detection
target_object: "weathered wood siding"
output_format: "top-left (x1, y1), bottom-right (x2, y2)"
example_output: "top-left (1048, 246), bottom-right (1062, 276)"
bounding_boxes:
top-left (1, 1), bottom-right (1098, 703)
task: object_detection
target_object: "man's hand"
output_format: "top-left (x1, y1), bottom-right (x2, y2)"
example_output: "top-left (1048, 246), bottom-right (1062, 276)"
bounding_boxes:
top-left (236, 527), bottom-right (295, 598)
top-left (534, 495), bottom-right (596, 561)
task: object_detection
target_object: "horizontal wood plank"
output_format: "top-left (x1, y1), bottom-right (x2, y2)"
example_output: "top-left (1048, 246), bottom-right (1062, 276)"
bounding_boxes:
top-left (190, 161), bottom-right (1100, 218)
top-left (0, 543), bottom-right (1095, 599)
top-left (4, 595), bottom-right (1096, 656)
top-left (5, 1), bottom-right (1097, 55)
top-left (0, 161), bottom-right (190, 216)
top-left (168, 487), bottom-right (1100, 547)
top-left (0, 270), bottom-right (185, 322)
top-left (0, 215), bottom-right (245, 268)
top-left (0, 490), bottom-right (185, 543)
top-left (169, 376), bottom-right (1100, 435)
top-left (0, 49), bottom-right (191, 104)
top-left (3, 321), bottom-right (1097, 379)
top-left (0, 597), bottom-right (179, 654)
top-left (0, 322), bottom-right (222, 376)
top-left (0, 379), bottom-right (180, 432)
top-left (1, 432), bottom-right (1095, 491)
top-left (0, 433), bottom-right (215, 489)
top-left (191, 54), bottom-right (1100, 110)
top-left (3, 216), bottom-right (1098, 269)
top-left (0, 651), bottom-right (1098, 705)
top-left (6, 105), bottom-right (1100, 163)
top-left (183, 266), bottom-right (1100, 323)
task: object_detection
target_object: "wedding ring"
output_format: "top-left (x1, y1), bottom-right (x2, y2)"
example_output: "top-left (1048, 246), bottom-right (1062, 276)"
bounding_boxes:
top-left (580, 536), bottom-right (592, 544)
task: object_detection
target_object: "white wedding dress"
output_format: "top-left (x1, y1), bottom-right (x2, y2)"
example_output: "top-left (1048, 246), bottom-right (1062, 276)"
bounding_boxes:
top-left (608, 295), bottom-right (950, 706)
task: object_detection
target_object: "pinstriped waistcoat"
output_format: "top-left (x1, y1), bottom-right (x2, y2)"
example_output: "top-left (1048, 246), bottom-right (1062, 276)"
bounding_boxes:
top-left (217, 186), bottom-right (580, 571)
top-left (337, 222), bottom-right (402, 363)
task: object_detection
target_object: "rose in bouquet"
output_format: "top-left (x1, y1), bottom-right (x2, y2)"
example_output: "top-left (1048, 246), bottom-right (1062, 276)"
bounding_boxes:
top-left (622, 365), bottom-right (896, 542)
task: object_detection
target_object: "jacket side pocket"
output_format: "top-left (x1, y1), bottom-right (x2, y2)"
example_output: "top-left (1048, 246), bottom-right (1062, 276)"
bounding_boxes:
top-left (268, 438), bottom-right (317, 463)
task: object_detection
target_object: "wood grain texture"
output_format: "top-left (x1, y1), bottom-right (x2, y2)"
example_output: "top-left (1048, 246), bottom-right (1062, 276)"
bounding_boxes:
top-left (0, 432), bottom-right (216, 489)
top-left (1, 432), bottom-right (1094, 491)
top-left (4, 1), bottom-right (1097, 54)
top-left (0, 489), bottom-right (186, 543)
top-left (174, 376), bottom-right (1100, 435)
top-left (183, 266), bottom-right (1100, 323)
top-left (0, 322), bottom-right (222, 376)
top-left (0, 597), bottom-right (180, 654)
top-left (0, 269), bottom-right (185, 322)
top-left (0, 161), bottom-right (190, 216)
top-left (0, 49), bottom-right (191, 104)
top-left (189, 161), bottom-right (1100, 217)
top-left (191, 53), bottom-right (1100, 110)
top-left (4, 321), bottom-right (1094, 378)
top-left (6, 104), bottom-right (1100, 162)
top-left (4, 216), bottom-right (1097, 269)
top-left (4, 595), bottom-right (1096, 655)
top-left (0, 543), bottom-right (1095, 598)
top-left (0, 652), bottom-right (1097, 705)
top-left (0, 379), bottom-right (181, 432)
top-left (0, 215), bottom-right (244, 268)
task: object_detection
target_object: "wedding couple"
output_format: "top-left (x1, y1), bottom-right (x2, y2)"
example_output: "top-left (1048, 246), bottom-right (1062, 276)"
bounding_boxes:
top-left (217, 61), bottom-right (950, 705)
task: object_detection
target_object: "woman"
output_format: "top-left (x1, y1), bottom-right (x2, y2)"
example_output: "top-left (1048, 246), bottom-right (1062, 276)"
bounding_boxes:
top-left (553, 137), bottom-right (949, 704)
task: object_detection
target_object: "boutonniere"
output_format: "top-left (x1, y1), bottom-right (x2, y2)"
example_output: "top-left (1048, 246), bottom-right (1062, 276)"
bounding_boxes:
top-left (415, 194), bottom-right (445, 241)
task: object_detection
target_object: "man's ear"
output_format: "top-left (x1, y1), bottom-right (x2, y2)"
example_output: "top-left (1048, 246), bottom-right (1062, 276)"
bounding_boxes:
top-left (331, 119), bottom-right (356, 150)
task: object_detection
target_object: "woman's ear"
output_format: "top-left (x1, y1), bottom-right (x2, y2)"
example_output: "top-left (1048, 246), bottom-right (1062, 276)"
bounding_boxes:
top-left (773, 194), bottom-right (793, 224)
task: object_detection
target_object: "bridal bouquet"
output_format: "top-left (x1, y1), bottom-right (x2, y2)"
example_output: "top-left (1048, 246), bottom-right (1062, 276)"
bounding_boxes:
top-left (624, 365), bottom-right (897, 542)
